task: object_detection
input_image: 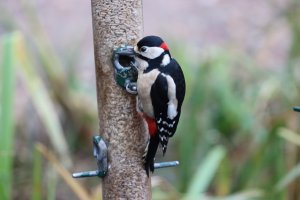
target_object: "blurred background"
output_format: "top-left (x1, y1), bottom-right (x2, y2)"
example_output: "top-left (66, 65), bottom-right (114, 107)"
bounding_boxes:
top-left (1, 0), bottom-right (300, 199)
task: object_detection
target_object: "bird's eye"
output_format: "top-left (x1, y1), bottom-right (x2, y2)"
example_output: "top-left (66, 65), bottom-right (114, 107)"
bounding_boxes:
top-left (140, 46), bottom-right (147, 52)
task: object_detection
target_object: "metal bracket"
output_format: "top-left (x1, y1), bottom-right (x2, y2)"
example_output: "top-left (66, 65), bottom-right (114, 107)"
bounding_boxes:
top-left (154, 161), bottom-right (179, 169)
top-left (112, 44), bottom-right (138, 94)
top-left (293, 107), bottom-right (300, 112)
top-left (72, 135), bottom-right (179, 178)
top-left (72, 135), bottom-right (108, 178)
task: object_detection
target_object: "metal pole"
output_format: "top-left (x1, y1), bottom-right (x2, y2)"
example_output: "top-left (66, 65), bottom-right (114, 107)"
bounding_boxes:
top-left (90, 0), bottom-right (151, 199)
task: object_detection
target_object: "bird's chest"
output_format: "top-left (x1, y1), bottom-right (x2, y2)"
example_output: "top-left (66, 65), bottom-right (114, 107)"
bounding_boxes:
top-left (137, 69), bottom-right (160, 117)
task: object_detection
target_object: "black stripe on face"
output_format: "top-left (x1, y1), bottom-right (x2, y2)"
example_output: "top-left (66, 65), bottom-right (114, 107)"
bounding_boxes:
top-left (137, 54), bottom-right (150, 62)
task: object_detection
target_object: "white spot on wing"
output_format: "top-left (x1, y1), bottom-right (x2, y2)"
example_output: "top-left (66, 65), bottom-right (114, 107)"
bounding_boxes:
top-left (157, 118), bottom-right (162, 124)
top-left (162, 120), bottom-right (175, 128)
top-left (168, 104), bottom-right (177, 119)
top-left (159, 135), bottom-right (163, 141)
top-left (159, 134), bottom-right (167, 142)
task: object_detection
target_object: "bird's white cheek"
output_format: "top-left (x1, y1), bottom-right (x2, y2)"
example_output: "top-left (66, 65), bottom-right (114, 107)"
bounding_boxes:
top-left (147, 47), bottom-right (164, 59)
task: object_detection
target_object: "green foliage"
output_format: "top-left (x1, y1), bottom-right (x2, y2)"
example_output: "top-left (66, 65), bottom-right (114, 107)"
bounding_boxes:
top-left (1, 1), bottom-right (300, 200)
top-left (0, 33), bottom-right (17, 200)
top-left (184, 146), bottom-right (226, 199)
top-left (32, 148), bottom-right (42, 200)
top-left (150, 39), bottom-right (300, 199)
top-left (15, 33), bottom-right (72, 168)
top-left (0, 1), bottom-right (98, 199)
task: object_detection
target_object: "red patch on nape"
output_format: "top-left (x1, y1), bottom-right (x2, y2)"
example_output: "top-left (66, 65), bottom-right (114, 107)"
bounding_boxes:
top-left (160, 42), bottom-right (169, 51)
top-left (143, 115), bottom-right (157, 136)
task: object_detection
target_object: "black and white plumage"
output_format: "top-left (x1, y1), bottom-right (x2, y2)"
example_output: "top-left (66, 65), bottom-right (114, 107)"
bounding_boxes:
top-left (134, 36), bottom-right (186, 176)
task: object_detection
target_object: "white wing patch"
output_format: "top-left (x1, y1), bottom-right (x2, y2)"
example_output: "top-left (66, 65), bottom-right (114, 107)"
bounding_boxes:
top-left (161, 73), bottom-right (178, 120)
top-left (167, 104), bottom-right (177, 120)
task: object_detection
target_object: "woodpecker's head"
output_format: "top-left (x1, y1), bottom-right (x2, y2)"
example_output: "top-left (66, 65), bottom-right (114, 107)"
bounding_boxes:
top-left (134, 36), bottom-right (171, 71)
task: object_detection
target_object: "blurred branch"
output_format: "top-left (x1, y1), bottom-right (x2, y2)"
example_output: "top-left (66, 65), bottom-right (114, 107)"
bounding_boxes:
top-left (19, 0), bottom-right (98, 137)
top-left (152, 176), bottom-right (182, 200)
top-left (201, 189), bottom-right (264, 200)
top-left (35, 143), bottom-right (91, 200)
top-left (278, 127), bottom-right (300, 147)
top-left (275, 161), bottom-right (300, 192)
top-left (14, 32), bottom-right (72, 167)
top-left (184, 146), bottom-right (226, 200)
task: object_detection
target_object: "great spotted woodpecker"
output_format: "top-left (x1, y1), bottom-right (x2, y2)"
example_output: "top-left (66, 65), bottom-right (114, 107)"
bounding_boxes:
top-left (133, 36), bottom-right (186, 176)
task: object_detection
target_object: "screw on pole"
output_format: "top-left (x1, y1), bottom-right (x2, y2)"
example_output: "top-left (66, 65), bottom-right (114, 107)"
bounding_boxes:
top-left (72, 170), bottom-right (105, 178)
top-left (72, 135), bottom-right (108, 178)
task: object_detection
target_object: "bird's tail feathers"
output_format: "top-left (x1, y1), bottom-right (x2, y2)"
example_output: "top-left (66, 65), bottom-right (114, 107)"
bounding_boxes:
top-left (143, 134), bottom-right (159, 176)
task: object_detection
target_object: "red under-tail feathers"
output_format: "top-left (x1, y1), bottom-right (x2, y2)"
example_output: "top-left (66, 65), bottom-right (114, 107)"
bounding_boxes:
top-left (142, 114), bottom-right (157, 136)
top-left (141, 114), bottom-right (159, 176)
